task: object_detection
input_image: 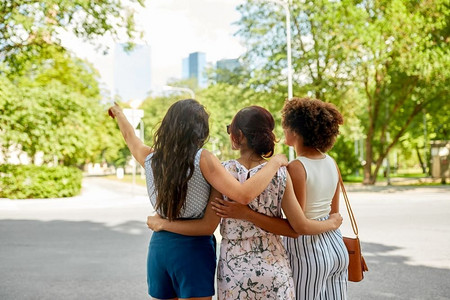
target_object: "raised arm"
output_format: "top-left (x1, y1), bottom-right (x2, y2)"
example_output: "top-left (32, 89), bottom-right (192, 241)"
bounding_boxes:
top-left (200, 150), bottom-right (287, 205)
top-left (212, 173), bottom-right (342, 237)
top-left (147, 188), bottom-right (222, 236)
top-left (108, 103), bottom-right (153, 167)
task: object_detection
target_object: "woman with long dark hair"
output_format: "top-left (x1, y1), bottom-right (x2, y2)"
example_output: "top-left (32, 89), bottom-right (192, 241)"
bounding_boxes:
top-left (146, 105), bottom-right (342, 299)
top-left (108, 99), bottom-right (287, 300)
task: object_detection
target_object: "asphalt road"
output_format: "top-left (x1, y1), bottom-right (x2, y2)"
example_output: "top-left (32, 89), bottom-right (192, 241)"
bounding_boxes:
top-left (1, 177), bottom-right (449, 300)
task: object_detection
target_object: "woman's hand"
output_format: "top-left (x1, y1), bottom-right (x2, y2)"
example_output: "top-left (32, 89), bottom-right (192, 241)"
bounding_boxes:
top-left (211, 197), bottom-right (252, 219)
top-left (271, 154), bottom-right (288, 167)
top-left (147, 214), bottom-right (166, 232)
top-left (108, 102), bottom-right (123, 119)
top-left (329, 213), bottom-right (343, 230)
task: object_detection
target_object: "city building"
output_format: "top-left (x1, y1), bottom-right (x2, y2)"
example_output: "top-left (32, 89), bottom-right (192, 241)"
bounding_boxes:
top-left (113, 44), bottom-right (151, 102)
top-left (181, 51), bottom-right (207, 88)
top-left (216, 58), bottom-right (240, 72)
top-left (216, 58), bottom-right (241, 82)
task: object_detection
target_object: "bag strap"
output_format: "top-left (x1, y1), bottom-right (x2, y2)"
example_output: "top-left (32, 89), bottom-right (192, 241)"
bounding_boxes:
top-left (336, 167), bottom-right (359, 237)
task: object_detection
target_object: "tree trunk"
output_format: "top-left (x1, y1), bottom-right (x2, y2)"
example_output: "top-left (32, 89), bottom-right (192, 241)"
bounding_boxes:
top-left (363, 96), bottom-right (375, 185)
top-left (363, 136), bottom-right (374, 184)
top-left (415, 145), bottom-right (426, 174)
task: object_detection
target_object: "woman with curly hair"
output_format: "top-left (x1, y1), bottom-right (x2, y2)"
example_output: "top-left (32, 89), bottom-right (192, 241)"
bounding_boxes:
top-left (214, 98), bottom-right (349, 299)
top-left (146, 105), bottom-right (343, 300)
top-left (281, 97), bottom-right (348, 300)
top-left (108, 99), bottom-right (288, 300)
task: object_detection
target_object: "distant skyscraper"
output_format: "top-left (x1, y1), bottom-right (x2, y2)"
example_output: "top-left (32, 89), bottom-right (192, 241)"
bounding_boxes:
top-left (216, 58), bottom-right (241, 83)
top-left (216, 58), bottom-right (240, 71)
top-left (113, 44), bottom-right (151, 102)
top-left (182, 52), bottom-right (207, 88)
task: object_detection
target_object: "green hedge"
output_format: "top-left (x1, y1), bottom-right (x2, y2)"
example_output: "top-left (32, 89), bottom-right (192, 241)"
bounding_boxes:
top-left (0, 164), bottom-right (82, 199)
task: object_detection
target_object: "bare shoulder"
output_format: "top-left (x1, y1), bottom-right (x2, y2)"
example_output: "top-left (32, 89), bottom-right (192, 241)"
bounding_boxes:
top-left (287, 159), bottom-right (307, 181)
top-left (287, 159), bottom-right (305, 173)
top-left (199, 149), bottom-right (220, 172)
top-left (200, 148), bottom-right (214, 165)
top-left (200, 148), bottom-right (213, 159)
top-left (136, 145), bottom-right (153, 168)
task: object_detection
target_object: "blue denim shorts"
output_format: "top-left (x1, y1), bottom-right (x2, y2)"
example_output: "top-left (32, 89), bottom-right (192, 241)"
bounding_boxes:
top-left (147, 231), bottom-right (216, 299)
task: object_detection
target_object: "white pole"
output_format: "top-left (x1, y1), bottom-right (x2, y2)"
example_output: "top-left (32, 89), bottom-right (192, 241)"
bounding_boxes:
top-left (284, 3), bottom-right (293, 101)
top-left (267, 0), bottom-right (295, 160)
top-left (284, 3), bottom-right (295, 161)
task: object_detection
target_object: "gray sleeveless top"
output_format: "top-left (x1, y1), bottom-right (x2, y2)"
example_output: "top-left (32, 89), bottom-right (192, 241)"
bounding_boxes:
top-left (144, 148), bottom-right (211, 219)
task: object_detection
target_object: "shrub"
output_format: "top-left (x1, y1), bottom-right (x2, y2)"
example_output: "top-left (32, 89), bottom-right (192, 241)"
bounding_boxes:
top-left (0, 164), bottom-right (82, 199)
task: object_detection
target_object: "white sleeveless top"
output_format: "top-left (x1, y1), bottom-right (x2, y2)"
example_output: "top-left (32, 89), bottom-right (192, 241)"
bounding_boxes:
top-left (297, 154), bottom-right (338, 219)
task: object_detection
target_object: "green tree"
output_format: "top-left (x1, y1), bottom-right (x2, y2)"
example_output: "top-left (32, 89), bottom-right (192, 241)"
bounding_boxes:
top-left (13, 45), bottom-right (101, 98)
top-left (236, 0), bottom-right (366, 174)
top-left (199, 83), bottom-right (253, 159)
top-left (235, 0), bottom-right (449, 184)
top-left (237, 0), bottom-right (363, 103)
top-left (0, 46), bottom-right (127, 167)
top-left (355, 0), bottom-right (450, 183)
top-left (140, 95), bottom-right (180, 147)
top-left (0, 0), bottom-right (144, 74)
top-left (0, 75), bottom-right (26, 161)
top-left (0, 0), bottom-right (144, 168)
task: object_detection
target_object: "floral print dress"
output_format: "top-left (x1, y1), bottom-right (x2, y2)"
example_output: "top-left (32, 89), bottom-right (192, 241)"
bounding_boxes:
top-left (217, 160), bottom-right (296, 300)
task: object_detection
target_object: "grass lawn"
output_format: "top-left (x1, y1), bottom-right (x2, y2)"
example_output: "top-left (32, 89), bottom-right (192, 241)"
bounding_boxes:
top-left (342, 171), bottom-right (445, 186)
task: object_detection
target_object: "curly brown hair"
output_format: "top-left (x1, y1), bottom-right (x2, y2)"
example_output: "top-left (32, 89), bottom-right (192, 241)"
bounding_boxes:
top-left (151, 99), bottom-right (209, 221)
top-left (282, 97), bottom-right (343, 152)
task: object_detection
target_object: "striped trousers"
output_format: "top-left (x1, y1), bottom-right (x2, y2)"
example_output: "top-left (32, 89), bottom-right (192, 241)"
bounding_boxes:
top-left (284, 224), bottom-right (349, 300)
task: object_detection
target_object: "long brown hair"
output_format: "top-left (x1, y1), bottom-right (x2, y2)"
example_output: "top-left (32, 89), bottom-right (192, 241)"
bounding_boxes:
top-left (151, 99), bottom-right (209, 220)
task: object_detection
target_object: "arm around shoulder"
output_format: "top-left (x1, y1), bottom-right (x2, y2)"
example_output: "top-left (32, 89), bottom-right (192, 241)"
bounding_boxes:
top-left (200, 150), bottom-right (287, 204)
top-left (147, 188), bottom-right (221, 236)
top-left (281, 173), bottom-right (342, 235)
top-left (211, 197), bottom-right (300, 238)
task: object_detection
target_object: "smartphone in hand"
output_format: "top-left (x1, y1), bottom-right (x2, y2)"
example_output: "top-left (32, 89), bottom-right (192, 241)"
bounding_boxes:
top-left (108, 108), bottom-right (115, 119)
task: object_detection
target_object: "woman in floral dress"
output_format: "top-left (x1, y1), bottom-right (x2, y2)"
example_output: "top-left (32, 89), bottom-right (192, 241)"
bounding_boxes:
top-left (217, 156), bottom-right (294, 299)
top-left (146, 106), bottom-right (342, 300)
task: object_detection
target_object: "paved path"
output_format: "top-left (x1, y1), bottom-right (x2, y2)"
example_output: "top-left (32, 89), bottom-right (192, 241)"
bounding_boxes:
top-left (341, 184), bottom-right (450, 300)
top-left (1, 177), bottom-right (449, 299)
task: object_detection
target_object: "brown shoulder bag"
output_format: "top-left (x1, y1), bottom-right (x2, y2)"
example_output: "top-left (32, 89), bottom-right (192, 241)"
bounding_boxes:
top-left (338, 173), bottom-right (369, 282)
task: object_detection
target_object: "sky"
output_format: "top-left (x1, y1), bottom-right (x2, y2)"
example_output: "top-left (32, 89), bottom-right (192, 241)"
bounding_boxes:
top-left (60, 0), bottom-right (246, 98)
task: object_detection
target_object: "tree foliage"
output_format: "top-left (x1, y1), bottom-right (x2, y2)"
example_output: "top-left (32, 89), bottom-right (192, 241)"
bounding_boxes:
top-left (0, 0), bottom-right (144, 73)
top-left (0, 0), bottom-right (142, 169)
top-left (235, 0), bottom-right (450, 183)
top-left (355, 0), bottom-right (450, 183)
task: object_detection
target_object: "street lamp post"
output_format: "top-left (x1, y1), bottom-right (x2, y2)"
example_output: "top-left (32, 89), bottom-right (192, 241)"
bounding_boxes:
top-left (163, 85), bottom-right (195, 99)
top-left (265, 0), bottom-right (295, 160)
